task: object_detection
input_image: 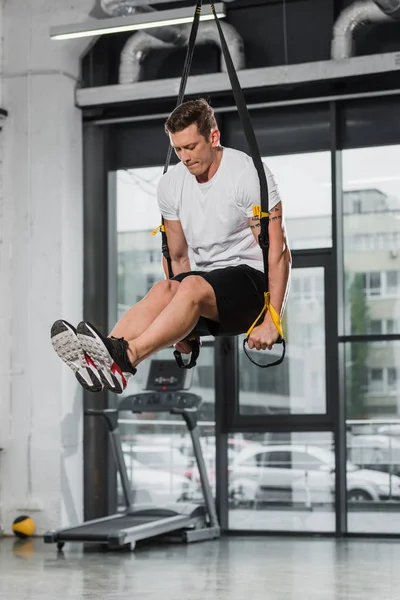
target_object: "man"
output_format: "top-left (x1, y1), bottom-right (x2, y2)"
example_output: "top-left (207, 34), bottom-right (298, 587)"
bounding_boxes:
top-left (51, 98), bottom-right (291, 394)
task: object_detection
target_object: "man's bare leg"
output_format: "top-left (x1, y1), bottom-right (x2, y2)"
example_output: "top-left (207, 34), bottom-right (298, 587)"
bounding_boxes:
top-left (110, 279), bottom-right (180, 339)
top-left (126, 275), bottom-right (218, 366)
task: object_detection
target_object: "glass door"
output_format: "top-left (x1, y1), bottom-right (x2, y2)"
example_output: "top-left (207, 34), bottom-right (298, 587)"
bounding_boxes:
top-left (226, 254), bottom-right (337, 533)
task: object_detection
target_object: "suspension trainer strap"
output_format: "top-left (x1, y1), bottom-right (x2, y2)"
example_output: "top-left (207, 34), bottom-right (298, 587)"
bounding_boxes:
top-left (160, 1), bottom-right (203, 368)
top-left (209, 2), bottom-right (269, 270)
top-left (160, 0), bottom-right (203, 280)
top-left (209, 2), bottom-right (285, 368)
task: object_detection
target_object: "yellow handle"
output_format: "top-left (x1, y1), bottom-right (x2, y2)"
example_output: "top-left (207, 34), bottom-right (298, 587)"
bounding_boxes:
top-left (246, 292), bottom-right (284, 339)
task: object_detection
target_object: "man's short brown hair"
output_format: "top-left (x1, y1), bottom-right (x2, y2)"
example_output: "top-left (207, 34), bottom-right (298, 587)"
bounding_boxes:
top-left (165, 98), bottom-right (217, 140)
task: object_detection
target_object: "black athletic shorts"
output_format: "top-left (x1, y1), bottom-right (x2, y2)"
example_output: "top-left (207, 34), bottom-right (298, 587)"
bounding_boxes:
top-left (172, 265), bottom-right (265, 337)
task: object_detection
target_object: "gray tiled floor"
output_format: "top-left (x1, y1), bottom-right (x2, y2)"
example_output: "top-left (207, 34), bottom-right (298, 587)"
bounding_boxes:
top-left (1, 536), bottom-right (400, 599)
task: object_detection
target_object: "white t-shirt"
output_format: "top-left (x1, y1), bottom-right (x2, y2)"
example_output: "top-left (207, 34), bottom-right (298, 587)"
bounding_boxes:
top-left (157, 146), bottom-right (281, 273)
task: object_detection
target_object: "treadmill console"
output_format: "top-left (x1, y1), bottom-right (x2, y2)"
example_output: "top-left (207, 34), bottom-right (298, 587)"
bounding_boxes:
top-left (118, 359), bottom-right (201, 413)
top-left (118, 391), bottom-right (202, 413)
top-left (145, 359), bottom-right (193, 392)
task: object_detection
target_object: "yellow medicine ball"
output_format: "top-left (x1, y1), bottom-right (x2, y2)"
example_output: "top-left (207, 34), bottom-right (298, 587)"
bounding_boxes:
top-left (12, 515), bottom-right (35, 539)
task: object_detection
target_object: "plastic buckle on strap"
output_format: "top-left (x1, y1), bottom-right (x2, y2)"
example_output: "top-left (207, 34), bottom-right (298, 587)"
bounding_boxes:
top-left (173, 337), bottom-right (201, 369)
top-left (252, 205), bottom-right (269, 220)
top-left (151, 224), bottom-right (165, 236)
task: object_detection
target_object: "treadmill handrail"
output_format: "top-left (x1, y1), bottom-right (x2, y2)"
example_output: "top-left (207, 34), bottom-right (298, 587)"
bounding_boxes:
top-left (187, 423), bottom-right (220, 530)
top-left (109, 430), bottom-right (135, 510)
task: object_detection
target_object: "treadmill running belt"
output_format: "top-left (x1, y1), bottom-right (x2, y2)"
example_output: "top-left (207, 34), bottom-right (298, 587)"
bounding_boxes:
top-left (58, 515), bottom-right (166, 541)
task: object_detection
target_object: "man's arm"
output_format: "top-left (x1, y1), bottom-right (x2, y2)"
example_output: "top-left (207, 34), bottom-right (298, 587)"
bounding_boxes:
top-left (162, 219), bottom-right (193, 355)
top-left (248, 201), bottom-right (292, 349)
top-left (162, 219), bottom-right (191, 278)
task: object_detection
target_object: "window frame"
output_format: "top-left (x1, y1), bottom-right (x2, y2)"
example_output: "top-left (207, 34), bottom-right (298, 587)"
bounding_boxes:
top-left (83, 95), bottom-right (400, 536)
top-left (224, 251), bottom-right (337, 433)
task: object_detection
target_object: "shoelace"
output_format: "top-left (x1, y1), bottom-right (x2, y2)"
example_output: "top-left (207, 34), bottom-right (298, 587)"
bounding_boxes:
top-left (110, 336), bottom-right (136, 375)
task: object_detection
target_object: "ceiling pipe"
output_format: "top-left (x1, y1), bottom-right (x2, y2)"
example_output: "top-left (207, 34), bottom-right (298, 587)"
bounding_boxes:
top-left (119, 19), bottom-right (245, 84)
top-left (331, 0), bottom-right (400, 59)
top-left (374, 0), bottom-right (400, 18)
top-left (94, 1), bottom-right (245, 84)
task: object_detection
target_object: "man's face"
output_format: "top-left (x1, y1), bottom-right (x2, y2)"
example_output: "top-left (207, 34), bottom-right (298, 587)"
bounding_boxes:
top-left (169, 123), bottom-right (220, 177)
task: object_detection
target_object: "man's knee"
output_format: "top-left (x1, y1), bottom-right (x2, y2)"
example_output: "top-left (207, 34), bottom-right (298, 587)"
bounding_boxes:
top-left (178, 276), bottom-right (215, 305)
top-left (151, 279), bottom-right (180, 301)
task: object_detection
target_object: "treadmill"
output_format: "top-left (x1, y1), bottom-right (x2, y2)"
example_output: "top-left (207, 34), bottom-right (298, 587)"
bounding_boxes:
top-left (44, 359), bottom-right (220, 551)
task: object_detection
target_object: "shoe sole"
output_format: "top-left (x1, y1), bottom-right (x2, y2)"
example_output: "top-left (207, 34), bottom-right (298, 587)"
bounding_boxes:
top-left (76, 321), bottom-right (127, 394)
top-left (51, 320), bottom-right (103, 393)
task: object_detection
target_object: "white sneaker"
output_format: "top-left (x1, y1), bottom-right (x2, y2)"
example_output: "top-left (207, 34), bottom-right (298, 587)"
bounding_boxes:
top-left (51, 319), bottom-right (103, 393)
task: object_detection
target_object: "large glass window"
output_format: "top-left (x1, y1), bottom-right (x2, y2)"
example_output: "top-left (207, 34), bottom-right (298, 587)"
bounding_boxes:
top-left (228, 431), bottom-right (335, 532)
top-left (342, 146), bottom-right (400, 337)
top-left (345, 341), bottom-right (400, 419)
top-left (344, 331), bottom-right (400, 532)
top-left (238, 266), bottom-right (327, 415)
top-left (116, 152), bottom-right (333, 307)
top-left (115, 167), bottom-right (216, 509)
top-left (341, 145), bottom-right (400, 533)
top-left (116, 167), bottom-right (164, 319)
top-left (264, 151), bottom-right (332, 250)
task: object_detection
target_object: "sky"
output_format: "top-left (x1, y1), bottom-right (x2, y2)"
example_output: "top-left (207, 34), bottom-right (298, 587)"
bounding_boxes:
top-left (116, 146), bottom-right (400, 233)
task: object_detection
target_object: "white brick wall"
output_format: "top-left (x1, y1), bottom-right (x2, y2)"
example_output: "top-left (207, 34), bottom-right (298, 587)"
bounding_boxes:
top-left (0, 0), bottom-right (95, 534)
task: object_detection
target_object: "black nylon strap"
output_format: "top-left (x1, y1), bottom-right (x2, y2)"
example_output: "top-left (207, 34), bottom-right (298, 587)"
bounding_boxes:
top-left (160, 3), bottom-right (284, 369)
top-left (161, 1), bottom-right (203, 369)
top-left (209, 3), bottom-right (286, 369)
top-left (209, 2), bottom-right (270, 291)
top-left (161, 0), bottom-right (203, 280)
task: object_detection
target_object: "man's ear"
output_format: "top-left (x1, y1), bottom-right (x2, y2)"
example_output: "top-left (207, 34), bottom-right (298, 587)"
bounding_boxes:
top-left (210, 128), bottom-right (220, 148)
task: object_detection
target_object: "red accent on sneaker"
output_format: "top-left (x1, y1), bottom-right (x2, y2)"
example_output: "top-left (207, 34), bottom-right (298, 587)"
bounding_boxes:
top-left (111, 361), bottom-right (127, 388)
top-left (85, 353), bottom-right (98, 369)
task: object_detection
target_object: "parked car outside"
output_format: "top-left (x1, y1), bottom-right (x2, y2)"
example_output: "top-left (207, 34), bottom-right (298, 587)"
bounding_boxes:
top-left (347, 434), bottom-right (400, 478)
top-left (229, 443), bottom-right (400, 506)
top-left (122, 442), bottom-right (216, 490)
top-left (118, 455), bottom-right (197, 507)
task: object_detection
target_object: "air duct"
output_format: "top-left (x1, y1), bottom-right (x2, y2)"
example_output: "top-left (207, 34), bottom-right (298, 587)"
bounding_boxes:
top-left (101, 0), bottom-right (139, 16)
top-left (374, 0), bottom-right (400, 18)
top-left (119, 31), bottom-right (175, 83)
top-left (193, 20), bottom-right (245, 71)
top-left (97, 0), bottom-right (245, 84)
top-left (119, 20), bottom-right (245, 84)
top-left (331, 0), bottom-right (400, 59)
